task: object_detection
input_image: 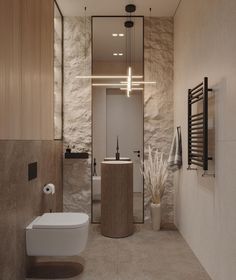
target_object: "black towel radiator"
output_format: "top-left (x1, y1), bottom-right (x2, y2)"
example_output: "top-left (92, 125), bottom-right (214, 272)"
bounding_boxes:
top-left (188, 77), bottom-right (213, 171)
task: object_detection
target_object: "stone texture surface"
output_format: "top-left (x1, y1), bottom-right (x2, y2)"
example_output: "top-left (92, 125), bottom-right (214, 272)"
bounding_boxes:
top-left (27, 224), bottom-right (212, 280)
top-left (54, 14), bottom-right (63, 139)
top-left (63, 17), bottom-right (174, 224)
top-left (0, 140), bottom-right (63, 280)
top-left (63, 158), bottom-right (91, 214)
top-left (144, 17), bottom-right (174, 224)
top-left (63, 17), bottom-right (92, 215)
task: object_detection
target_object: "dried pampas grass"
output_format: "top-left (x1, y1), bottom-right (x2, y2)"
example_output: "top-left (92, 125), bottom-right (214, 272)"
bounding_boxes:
top-left (140, 146), bottom-right (168, 204)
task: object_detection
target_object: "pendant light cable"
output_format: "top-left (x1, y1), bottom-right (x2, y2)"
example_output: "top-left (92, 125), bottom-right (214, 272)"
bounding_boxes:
top-left (149, 8), bottom-right (152, 81)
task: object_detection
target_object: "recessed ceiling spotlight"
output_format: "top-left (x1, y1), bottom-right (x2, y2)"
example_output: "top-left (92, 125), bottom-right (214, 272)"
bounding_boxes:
top-left (118, 53), bottom-right (123, 56)
top-left (112, 33), bottom-right (118, 37)
top-left (119, 33), bottom-right (124, 37)
top-left (113, 53), bottom-right (118, 56)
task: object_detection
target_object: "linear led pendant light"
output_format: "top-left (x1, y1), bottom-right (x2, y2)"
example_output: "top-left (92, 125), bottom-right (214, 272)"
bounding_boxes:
top-left (76, 4), bottom-right (156, 93)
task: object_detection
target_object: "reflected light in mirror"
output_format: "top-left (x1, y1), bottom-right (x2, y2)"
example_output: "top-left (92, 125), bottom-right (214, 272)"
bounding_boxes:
top-left (120, 88), bottom-right (143, 91)
top-left (92, 83), bottom-right (127, 86)
top-left (76, 75), bottom-right (143, 79)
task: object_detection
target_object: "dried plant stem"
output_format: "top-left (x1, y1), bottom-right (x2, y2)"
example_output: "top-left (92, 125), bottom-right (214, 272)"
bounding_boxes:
top-left (140, 146), bottom-right (168, 205)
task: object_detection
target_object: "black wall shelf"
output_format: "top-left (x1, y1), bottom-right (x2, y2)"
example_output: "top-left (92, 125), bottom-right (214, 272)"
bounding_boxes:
top-left (65, 152), bottom-right (89, 159)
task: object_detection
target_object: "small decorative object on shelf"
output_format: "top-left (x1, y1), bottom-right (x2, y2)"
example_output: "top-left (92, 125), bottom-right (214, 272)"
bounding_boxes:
top-left (66, 145), bottom-right (71, 153)
top-left (140, 146), bottom-right (168, 231)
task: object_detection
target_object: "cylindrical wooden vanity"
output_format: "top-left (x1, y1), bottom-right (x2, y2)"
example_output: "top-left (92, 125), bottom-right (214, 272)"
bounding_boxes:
top-left (101, 161), bottom-right (133, 238)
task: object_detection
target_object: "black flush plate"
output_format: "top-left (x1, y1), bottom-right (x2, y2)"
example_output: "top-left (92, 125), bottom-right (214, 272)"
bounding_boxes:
top-left (28, 162), bottom-right (37, 181)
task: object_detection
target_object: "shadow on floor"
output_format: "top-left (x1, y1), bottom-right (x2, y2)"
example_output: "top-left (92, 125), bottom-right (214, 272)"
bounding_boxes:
top-left (27, 262), bottom-right (83, 279)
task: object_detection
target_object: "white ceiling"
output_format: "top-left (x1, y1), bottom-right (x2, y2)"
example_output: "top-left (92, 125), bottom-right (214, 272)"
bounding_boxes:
top-left (56, 0), bottom-right (180, 17)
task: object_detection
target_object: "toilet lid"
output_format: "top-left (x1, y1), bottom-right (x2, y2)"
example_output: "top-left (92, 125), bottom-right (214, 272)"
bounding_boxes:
top-left (32, 213), bottom-right (89, 229)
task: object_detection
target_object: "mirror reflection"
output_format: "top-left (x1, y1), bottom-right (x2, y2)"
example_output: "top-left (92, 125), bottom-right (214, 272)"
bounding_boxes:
top-left (91, 16), bottom-right (144, 223)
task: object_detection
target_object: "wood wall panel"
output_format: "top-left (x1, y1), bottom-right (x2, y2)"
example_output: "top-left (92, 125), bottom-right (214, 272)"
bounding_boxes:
top-left (0, 0), bottom-right (21, 139)
top-left (40, 0), bottom-right (54, 140)
top-left (21, 0), bottom-right (41, 140)
top-left (0, 0), bottom-right (54, 140)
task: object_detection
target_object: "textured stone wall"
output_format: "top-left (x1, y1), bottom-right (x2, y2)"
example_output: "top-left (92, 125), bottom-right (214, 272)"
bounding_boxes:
top-left (63, 17), bottom-right (174, 225)
top-left (63, 17), bottom-right (92, 215)
top-left (144, 17), bottom-right (174, 225)
top-left (54, 15), bottom-right (63, 139)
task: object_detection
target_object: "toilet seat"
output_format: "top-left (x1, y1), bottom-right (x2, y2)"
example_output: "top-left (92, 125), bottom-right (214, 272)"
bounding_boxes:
top-left (31, 213), bottom-right (89, 229)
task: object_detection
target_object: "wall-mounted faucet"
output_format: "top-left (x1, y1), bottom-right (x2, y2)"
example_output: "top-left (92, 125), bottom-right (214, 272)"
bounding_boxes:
top-left (133, 150), bottom-right (140, 158)
top-left (93, 158), bottom-right (97, 176)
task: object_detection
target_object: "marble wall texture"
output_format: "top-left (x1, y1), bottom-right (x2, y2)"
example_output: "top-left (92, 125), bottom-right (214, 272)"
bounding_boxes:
top-left (63, 17), bottom-right (92, 215)
top-left (144, 18), bottom-right (174, 225)
top-left (54, 14), bottom-right (63, 139)
top-left (0, 140), bottom-right (63, 280)
top-left (63, 17), bottom-right (174, 225)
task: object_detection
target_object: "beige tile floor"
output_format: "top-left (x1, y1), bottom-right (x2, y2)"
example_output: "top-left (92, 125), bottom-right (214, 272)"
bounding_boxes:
top-left (27, 224), bottom-right (212, 280)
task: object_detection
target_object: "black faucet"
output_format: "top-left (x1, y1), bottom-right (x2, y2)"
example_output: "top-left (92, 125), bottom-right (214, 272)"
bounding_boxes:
top-left (115, 136), bottom-right (120, 160)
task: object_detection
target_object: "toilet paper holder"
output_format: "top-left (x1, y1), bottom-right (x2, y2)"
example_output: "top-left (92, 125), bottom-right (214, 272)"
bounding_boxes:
top-left (43, 183), bottom-right (55, 213)
top-left (43, 183), bottom-right (55, 195)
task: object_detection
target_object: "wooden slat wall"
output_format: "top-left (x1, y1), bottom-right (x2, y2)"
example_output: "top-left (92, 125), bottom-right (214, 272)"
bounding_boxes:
top-left (40, 0), bottom-right (54, 139)
top-left (0, 0), bottom-right (54, 140)
top-left (21, 0), bottom-right (41, 139)
top-left (0, 0), bottom-right (21, 138)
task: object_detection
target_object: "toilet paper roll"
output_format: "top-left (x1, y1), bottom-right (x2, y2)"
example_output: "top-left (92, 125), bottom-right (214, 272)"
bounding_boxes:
top-left (43, 183), bottom-right (55, 195)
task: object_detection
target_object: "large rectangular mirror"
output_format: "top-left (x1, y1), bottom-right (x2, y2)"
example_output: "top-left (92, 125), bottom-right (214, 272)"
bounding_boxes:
top-left (91, 16), bottom-right (144, 223)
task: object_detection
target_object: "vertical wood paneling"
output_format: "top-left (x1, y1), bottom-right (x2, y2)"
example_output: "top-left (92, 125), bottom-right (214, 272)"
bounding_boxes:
top-left (0, 0), bottom-right (8, 138)
top-left (0, 0), bottom-right (21, 139)
top-left (40, 0), bottom-right (54, 140)
top-left (21, 0), bottom-right (41, 139)
top-left (0, 0), bottom-right (54, 140)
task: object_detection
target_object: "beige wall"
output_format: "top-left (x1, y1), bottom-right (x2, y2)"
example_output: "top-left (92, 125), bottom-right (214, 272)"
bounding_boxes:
top-left (174, 1), bottom-right (236, 279)
top-left (0, 0), bottom-right (54, 140)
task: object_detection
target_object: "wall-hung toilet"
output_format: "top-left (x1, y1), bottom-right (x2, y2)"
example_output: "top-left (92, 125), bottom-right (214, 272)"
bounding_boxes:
top-left (26, 212), bottom-right (89, 256)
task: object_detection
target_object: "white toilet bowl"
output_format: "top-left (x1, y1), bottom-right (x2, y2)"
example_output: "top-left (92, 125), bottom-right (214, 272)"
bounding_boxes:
top-left (26, 212), bottom-right (89, 257)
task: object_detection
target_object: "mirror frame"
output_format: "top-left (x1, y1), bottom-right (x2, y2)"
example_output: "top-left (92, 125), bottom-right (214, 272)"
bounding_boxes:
top-left (91, 15), bottom-right (145, 224)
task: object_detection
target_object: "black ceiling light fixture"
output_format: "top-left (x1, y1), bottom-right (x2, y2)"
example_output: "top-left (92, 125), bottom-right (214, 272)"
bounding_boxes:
top-left (124, 4), bottom-right (136, 28)
top-left (124, 4), bottom-right (136, 96)
top-left (125, 4), bottom-right (136, 13)
top-left (124, 20), bottom-right (134, 28)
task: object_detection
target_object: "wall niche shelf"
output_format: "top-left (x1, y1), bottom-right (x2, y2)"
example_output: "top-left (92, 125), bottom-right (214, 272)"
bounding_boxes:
top-left (64, 152), bottom-right (89, 159)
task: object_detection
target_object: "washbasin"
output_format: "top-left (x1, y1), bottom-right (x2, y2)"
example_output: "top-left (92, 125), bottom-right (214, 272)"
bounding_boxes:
top-left (104, 157), bottom-right (131, 161)
top-left (102, 160), bottom-right (132, 164)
